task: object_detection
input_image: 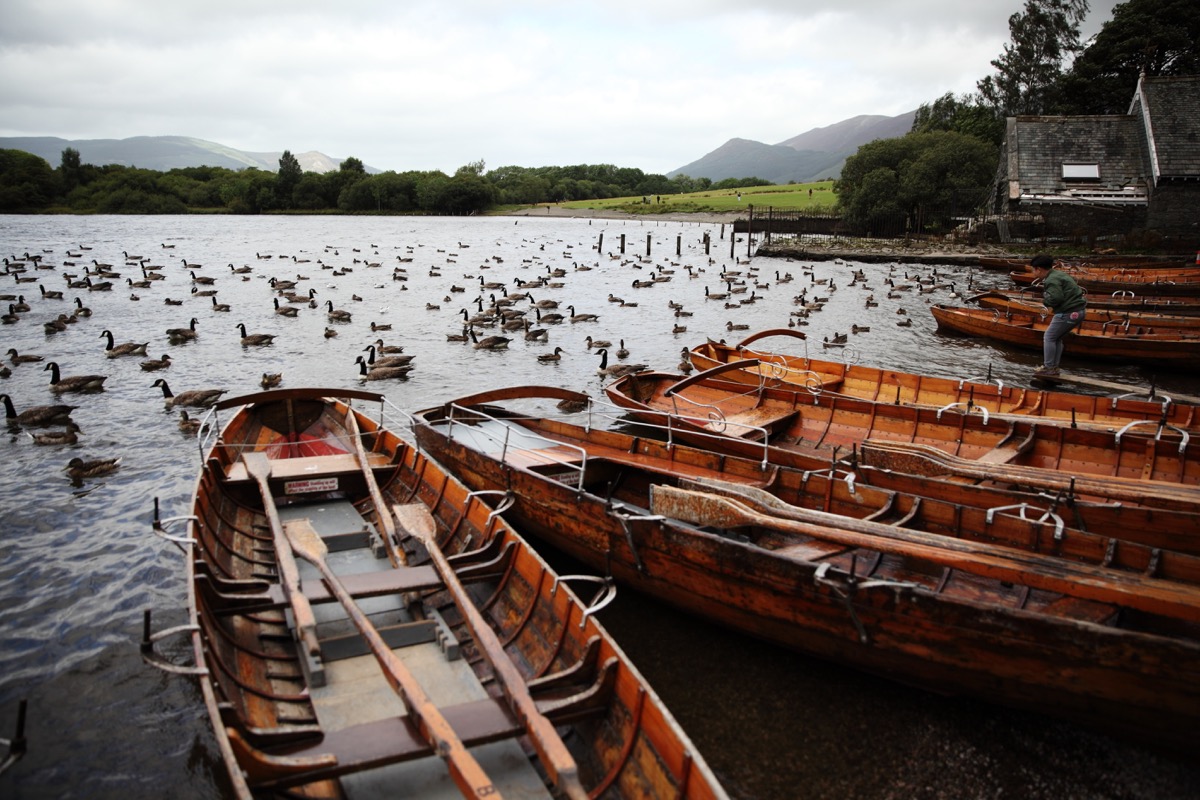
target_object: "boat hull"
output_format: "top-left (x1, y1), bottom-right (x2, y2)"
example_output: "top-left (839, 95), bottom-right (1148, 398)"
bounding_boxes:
top-left (411, 397), bottom-right (1200, 754)
top-left (175, 388), bottom-right (724, 799)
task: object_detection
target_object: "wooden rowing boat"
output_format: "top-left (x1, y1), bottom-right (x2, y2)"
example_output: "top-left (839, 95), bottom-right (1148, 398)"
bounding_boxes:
top-left (1010, 269), bottom-right (1200, 296)
top-left (968, 287), bottom-right (1200, 316)
top-left (603, 367), bottom-right (1200, 513)
top-left (970, 291), bottom-right (1200, 330)
top-left (410, 387), bottom-right (1200, 753)
top-left (688, 330), bottom-right (1200, 430)
top-left (932, 304), bottom-right (1200, 366)
top-left (142, 387), bottom-right (725, 800)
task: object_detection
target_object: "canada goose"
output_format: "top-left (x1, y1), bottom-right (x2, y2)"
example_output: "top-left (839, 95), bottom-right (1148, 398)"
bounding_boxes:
top-left (229, 263), bottom-right (252, 274)
top-left (177, 410), bottom-right (204, 435)
top-left (325, 300), bottom-right (352, 322)
top-left (163, 297), bottom-right (183, 306)
top-left (166, 318), bottom-right (199, 343)
top-left (469, 328), bottom-right (510, 350)
top-left (361, 346), bottom-right (414, 368)
top-left (44, 362), bottom-right (107, 394)
top-left (153, 379), bottom-right (225, 409)
top-left (323, 327), bottom-right (338, 338)
top-left (704, 285), bottom-right (729, 301)
top-left (210, 296), bottom-right (231, 313)
top-left (447, 327), bottom-right (470, 342)
top-left (672, 323), bottom-right (687, 334)
top-left (585, 336), bottom-right (612, 349)
top-left (566, 305), bottom-right (599, 323)
top-left (86, 277), bottom-right (113, 292)
top-left (100, 329), bottom-right (149, 358)
top-left (39, 284), bottom-right (64, 300)
top-left (0, 393), bottom-right (76, 427)
top-left (122, 250), bottom-right (143, 261)
top-left (537, 347), bottom-right (565, 363)
top-left (260, 372), bottom-right (283, 389)
top-left (616, 340), bottom-right (630, 360)
top-left (181, 259), bottom-right (204, 270)
top-left (373, 339), bottom-right (404, 354)
top-left (535, 307), bottom-right (563, 325)
top-left (595, 348), bottom-right (647, 379)
top-left (7, 348), bottom-right (43, 365)
top-left (271, 297), bottom-right (298, 317)
top-left (280, 287), bottom-right (315, 303)
top-left (65, 456), bottom-right (121, 482)
top-left (139, 354), bottom-right (172, 371)
top-left (44, 315), bottom-right (72, 334)
top-left (236, 323), bottom-right (276, 347)
top-left (72, 297), bottom-right (92, 316)
top-left (29, 421), bottom-right (81, 445)
top-left (356, 358), bottom-right (413, 381)
top-left (677, 347), bottom-right (694, 374)
top-left (526, 293), bottom-right (558, 309)
top-left (555, 395), bottom-right (589, 414)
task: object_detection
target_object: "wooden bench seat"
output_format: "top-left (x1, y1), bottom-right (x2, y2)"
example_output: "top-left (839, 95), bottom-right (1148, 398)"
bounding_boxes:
top-left (224, 451), bottom-right (393, 483)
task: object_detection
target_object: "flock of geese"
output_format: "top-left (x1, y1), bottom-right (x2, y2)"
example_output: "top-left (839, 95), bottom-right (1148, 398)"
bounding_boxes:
top-left (2, 227), bottom-right (968, 486)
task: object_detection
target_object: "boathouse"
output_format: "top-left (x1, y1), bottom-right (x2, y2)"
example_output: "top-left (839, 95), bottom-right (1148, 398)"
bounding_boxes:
top-left (992, 74), bottom-right (1200, 244)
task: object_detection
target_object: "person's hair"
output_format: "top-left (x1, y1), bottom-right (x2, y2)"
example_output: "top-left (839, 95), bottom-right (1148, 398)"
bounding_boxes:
top-left (1030, 254), bottom-right (1054, 270)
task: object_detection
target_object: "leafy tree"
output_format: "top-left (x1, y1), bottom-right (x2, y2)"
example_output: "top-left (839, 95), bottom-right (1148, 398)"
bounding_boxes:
top-left (978, 0), bottom-right (1090, 115)
top-left (911, 92), bottom-right (1006, 146)
top-left (276, 150), bottom-right (302, 208)
top-left (60, 147), bottom-right (82, 193)
top-left (339, 156), bottom-right (366, 175)
top-left (0, 149), bottom-right (57, 211)
top-left (836, 132), bottom-right (997, 233)
top-left (1056, 0), bottom-right (1200, 114)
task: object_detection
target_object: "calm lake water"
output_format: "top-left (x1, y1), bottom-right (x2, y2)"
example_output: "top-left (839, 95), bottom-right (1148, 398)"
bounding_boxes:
top-left (1, 214), bottom-right (1196, 799)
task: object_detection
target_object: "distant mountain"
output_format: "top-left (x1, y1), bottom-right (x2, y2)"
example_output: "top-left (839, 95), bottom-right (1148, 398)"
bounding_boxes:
top-left (0, 135), bottom-right (377, 174)
top-left (669, 111), bottom-right (916, 184)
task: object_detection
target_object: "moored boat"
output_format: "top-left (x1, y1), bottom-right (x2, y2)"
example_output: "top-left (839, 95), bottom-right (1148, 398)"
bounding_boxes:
top-left (932, 304), bottom-right (1200, 367)
top-left (968, 287), bottom-right (1200, 316)
top-left (970, 291), bottom-right (1200, 330)
top-left (411, 387), bottom-right (1200, 753)
top-left (688, 329), bottom-right (1200, 430)
top-left (1010, 268), bottom-right (1200, 296)
top-left (142, 387), bottom-right (725, 800)
top-left (604, 367), bottom-right (1200, 513)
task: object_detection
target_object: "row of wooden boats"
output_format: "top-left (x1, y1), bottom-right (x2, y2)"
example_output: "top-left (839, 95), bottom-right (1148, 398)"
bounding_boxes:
top-left (146, 334), bottom-right (1200, 794)
top-left (977, 255), bottom-right (1193, 272)
top-left (689, 329), bottom-right (1200, 430)
top-left (143, 387), bottom-right (727, 799)
top-left (972, 290), bottom-right (1200, 328)
top-left (410, 372), bottom-right (1200, 754)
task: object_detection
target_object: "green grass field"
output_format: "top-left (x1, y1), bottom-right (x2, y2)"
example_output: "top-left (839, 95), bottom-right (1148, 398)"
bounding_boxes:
top-left (553, 181), bottom-right (838, 214)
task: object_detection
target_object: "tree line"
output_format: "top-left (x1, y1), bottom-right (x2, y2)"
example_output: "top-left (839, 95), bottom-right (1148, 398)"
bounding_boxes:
top-left (0, 146), bottom-right (772, 215)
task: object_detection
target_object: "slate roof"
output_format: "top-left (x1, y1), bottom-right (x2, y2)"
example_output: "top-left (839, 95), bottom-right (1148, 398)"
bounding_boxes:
top-left (1133, 75), bottom-right (1200, 180)
top-left (1008, 115), bottom-right (1148, 203)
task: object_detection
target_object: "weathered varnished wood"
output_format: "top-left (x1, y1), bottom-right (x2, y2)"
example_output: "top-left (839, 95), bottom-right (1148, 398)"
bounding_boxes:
top-left (412, 390), bottom-right (1200, 754)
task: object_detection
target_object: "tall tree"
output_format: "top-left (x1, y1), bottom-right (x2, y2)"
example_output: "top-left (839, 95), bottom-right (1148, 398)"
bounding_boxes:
top-left (276, 150), bottom-right (301, 208)
top-left (60, 147), bottom-right (82, 193)
top-left (1056, 0), bottom-right (1200, 114)
top-left (978, 0), bottom-right (1090, 115)
top-left (911, 92), bottom-right (1006, 146)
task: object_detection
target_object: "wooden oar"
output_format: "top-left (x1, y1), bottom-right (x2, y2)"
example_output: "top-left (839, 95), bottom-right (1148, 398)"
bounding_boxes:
top-left (284, 519), bottom-right (499, 800)
top-left (343, 405), bottom-right (403, 566)
top-left (394, 502), bottom-right (588, 800)
top-left (650, 483), bottom-right (1200, 622)
top-left (242, 452), bottom-right (321, 657)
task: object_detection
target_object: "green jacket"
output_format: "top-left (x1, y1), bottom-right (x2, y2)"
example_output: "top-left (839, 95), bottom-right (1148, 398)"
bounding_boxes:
top-left (1041, 269), bottom-right (1086, 314)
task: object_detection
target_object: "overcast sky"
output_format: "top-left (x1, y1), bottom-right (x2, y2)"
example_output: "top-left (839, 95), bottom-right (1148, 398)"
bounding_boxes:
top-left (1, 1), bottom-right (1120, 175)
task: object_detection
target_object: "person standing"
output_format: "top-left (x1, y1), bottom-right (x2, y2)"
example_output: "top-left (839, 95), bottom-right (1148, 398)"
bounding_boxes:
top-left (1029, 254), bottom-right (1086, 378)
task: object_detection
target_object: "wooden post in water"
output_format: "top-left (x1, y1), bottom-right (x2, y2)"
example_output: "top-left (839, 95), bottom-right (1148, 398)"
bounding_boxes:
top-left (597, 232), bottom-right (603, 255)
top-left (748, 205), bottom-right (754, 259)
top-left (676, 234), bottom-right (682, 257)
top-left (620, 233), bottom-right (625, 254)
top-left (646, 233), bottom-right (652, 257)
top-left (704, 232), bottom-right (711, 255)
